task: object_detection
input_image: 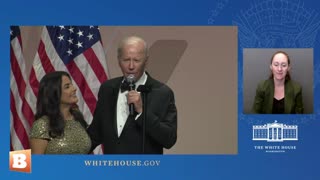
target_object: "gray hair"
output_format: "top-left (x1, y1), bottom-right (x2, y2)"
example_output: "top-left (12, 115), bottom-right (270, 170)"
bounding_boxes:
top-left (117, 36), bottom-right (148, 59)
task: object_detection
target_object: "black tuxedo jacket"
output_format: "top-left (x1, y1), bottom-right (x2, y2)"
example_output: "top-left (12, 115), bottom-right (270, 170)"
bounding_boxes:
top-left (87, 74), bottom-right (177, 154)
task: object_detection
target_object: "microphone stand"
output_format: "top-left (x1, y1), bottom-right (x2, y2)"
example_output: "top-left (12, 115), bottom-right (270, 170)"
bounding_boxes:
top-left (138, 85), bottom-right (150, 154)
top-left (142, 92), bottom-right (147, 153)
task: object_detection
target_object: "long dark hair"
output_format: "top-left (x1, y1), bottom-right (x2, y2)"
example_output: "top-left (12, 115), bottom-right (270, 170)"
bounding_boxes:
top-left (269, 51), bottom-right (291, 81)
top-left (34, 71), bottom-right (88, 138)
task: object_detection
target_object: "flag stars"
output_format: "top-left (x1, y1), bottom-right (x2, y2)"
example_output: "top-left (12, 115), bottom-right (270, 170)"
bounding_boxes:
top-left (67, 48), bottom-right (73, 56)
top-left (59, 26), bottom-right (65, 30)
top-left (87, 33), bottom-right (94, 40)
top-left (58, 34), bottom-right (64, 41)
top-left (77, 30), bottom-right (84, 37)
top-left (68, 37), bottom-right (74, 44)
top-left (76, 41), bottom-right (83, 48)
top-left (10, 30), bottom-right (13, 35)
top-left (69, 27), bottom-right (74, 34)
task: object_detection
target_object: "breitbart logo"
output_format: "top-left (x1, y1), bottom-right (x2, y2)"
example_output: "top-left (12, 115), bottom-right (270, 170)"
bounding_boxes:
top-left (9, 149), bottom-right (31, 173)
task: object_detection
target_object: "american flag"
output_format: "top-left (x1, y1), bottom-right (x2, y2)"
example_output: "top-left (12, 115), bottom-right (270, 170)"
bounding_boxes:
top-left (10, 26), bottom-right (108, 154)
top-left (10, 26), bottom-right (33, 150)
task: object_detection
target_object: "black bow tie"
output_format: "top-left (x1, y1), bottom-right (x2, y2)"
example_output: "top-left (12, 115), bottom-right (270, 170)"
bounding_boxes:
top-left (120, 81), bottom-right (135, 93)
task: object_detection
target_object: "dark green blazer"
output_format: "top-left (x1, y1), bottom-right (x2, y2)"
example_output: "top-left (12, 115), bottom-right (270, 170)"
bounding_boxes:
top-left (252, 79), bottom-right (304, 114)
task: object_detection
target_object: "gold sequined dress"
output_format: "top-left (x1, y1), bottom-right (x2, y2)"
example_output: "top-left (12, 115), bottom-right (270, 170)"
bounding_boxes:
top-left (30, 116), bottom-right (91, 154)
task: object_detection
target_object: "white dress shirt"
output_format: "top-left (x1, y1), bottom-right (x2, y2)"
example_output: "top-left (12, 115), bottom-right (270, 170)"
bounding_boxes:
top-left (116, 72), bottom-right (148, 137)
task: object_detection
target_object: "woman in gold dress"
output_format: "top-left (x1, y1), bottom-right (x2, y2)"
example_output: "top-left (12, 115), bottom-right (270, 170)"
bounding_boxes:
top-left (30, 71), bottom-right (91, 154)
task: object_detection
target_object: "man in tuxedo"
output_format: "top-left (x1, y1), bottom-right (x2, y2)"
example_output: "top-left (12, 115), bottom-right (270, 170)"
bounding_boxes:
top-left (88, 36), bottom-right (177, 154)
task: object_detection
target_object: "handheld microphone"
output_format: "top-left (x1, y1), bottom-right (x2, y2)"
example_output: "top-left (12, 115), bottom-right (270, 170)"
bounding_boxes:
top-left (126, 74), bottom-right (136, 116)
